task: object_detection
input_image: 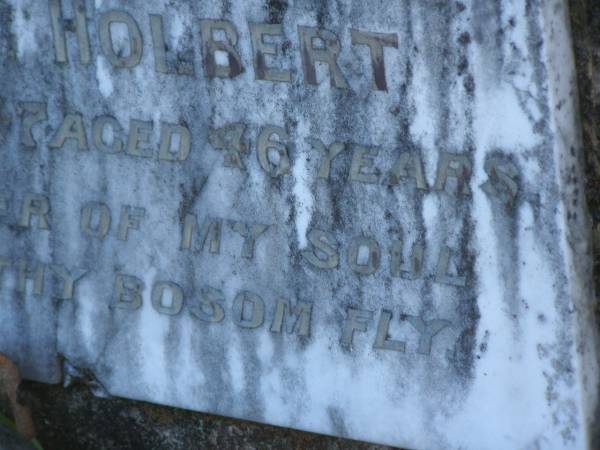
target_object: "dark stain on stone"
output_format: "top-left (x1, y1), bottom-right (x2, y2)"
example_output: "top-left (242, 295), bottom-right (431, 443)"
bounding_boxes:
top-left (372, 55), bottom-right (388, 91)
top-left (254, 51), bottom-right (267, 80)
top-left (327, 406), bottom-right (348, 437)
top-left (0, 96), bottom-right (12, 143)
top-left (457, 56), bottom-right (469, 75)
top-left (265, 0), bottom-right (288, 24)
top-left (0, 2), bottom-right (17, 61)
top-left (463, 74), bottom-right (475, 95)
top-left (177, 176), bottom-right (208, 223)
top-left (457, 32), bottom-right (471, 46)
top-left (301, 42), bottom-right (317, 85)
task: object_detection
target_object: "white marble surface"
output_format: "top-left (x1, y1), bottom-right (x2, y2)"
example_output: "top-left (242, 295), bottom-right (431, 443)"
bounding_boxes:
top-left (0, 0), bottom-right (597, 448)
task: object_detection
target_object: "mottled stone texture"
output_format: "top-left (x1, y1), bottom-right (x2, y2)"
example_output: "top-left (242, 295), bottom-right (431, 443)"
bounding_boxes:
top-left (0, 0), bottom-right (598, 449)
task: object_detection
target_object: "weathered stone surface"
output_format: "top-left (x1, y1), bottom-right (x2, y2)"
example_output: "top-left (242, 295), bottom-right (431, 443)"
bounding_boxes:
top-left (0, 0), bottom-right (598, 449)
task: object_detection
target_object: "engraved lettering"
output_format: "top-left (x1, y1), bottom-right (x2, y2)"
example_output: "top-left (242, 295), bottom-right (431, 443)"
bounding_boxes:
top-left (257, 125), bottom-right (290, 177)
top-left (434, 152), bottom-right (472, 195)
top-left (117, 205), bottom-right (145, 241)
top-left (18, 102), bottom-right (47, 148)
top-left (349, 146), bottom-right (378, 183)
top-left (159, 122), bottom-right (191, 161)
top-left (17, 260), bottom-right (45, 297)
top-left (150, 14), bottom-right (194, 76)
top-left (384, 152), bottom-right (427, 190)
top-left (232, 222), bottom-right (269, 259)
top-left (151, 281), bottom-right (184, 315)
top-left (373, 310), bottom-right (405, 352)
top-left (19, 193), bottom-right (50, 230)
top-left (270, 299), bottom-right (312, 337)
top-left (249, 23), bottom-right (291, 83)
top-left (435, 246), bottom-right (466, 287)
top-left (93, 116), bottom-right (124, 154)
top-left (232, 291), bottom-right (265, 329)
top-left (189, 285), bottom-right (225, 323)
top-left (80, 202), bottom-right (111, 239)
top-left (180, 214), bottom-right (221, 254)
top-left (390, 239), bottom-right (423, 280)
top-left (350, 29), bottom-right (398, 91)
top-left (481, 156), bottom-right (519, 205)
top-left (341, 308), bottom-right (373, 348)
top-left (180, 213), bottom-right (196, 250)
top-left (209, 123), bottom-right (247, 169)
top-left (48, 0), bottom-right (91, 64)
top-left (113, 273), bottom-right (143, 310)
top-left (51, 265), bottom-right (87, 300)
top-left (306, 138), bottom-right (345, 179)
top-left (348, 236), bottom-right (380, 275)
top-left (126, 119), bottom-right (153, 158)
top-left (405, 316), bottom-right (451, 355)
top-left (199, 218), bottom-right (222, 254)
top-left (301, 229), bottom-right (339, 269)
top-left (199, 19), bottom-right (244, 79)
top-left (99, 10), bottom-right (144, 69)
top-left (48, 113), bottom-right (88, 150)
top-left (298, 26), bottom-right (349, 88)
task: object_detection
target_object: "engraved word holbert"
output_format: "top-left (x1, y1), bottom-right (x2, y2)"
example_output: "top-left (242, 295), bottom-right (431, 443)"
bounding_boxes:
top-left (50, 0), bottom-right (400, 91)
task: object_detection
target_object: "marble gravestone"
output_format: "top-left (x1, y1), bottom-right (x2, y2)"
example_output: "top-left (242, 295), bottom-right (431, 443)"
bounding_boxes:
top-left (0, 0), bottom-right (598, 448)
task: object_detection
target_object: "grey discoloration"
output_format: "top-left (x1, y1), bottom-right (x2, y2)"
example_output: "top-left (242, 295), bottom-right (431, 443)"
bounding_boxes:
top-left (328, 406), bottom-right (349, 438)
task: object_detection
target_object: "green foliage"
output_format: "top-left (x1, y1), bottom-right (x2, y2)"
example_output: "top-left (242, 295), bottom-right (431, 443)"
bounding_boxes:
top-left (0, 413), bottom-right (43, 450)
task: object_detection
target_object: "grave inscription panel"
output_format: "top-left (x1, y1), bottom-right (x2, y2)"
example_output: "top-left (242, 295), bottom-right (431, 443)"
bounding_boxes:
top-left (0, 1), bottom-right (598, 449)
